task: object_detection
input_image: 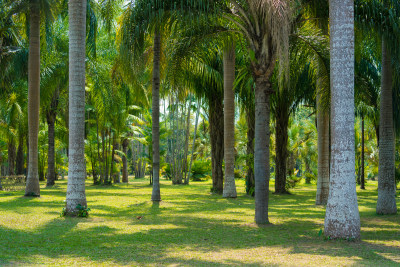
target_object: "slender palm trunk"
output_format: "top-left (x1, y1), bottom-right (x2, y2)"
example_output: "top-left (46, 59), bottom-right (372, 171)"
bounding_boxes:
top-left (66, 0), bottom-right (87, 215)
top-left (223, 46), bottom-right (237, 198)
top-left (316, 90), bottom-right (330, 205)
top-left (361, 115), bottom-right (365, 190)
top-left (8, 139), bottom-right (16, 176)
top-left (274, 107), bottom-right (289, 194)
top-left (122, 139), bottom-right (129, 183)
top-left (376, 40), bottom-right (397, 214)
top-left (209, 93), bottom-right (224, 194)
top-left (254, 78), bottom-right (272, 224)
top-left (16, 134), bottom-right (24, 175)
top-left (183, 99), bottom-right (191, 183)
top-left (245, 105), bottom-right (255, 196)
top-left (46, 111), bottom-right (56, 186)
top-left (151, 31), bottom-right (161, 202)
top-left (324, 0), bottom-right (360, 239)
top-left (186, 100), bottom-right (201, 185)
top-left (25, 0), bottom-right (41, 197)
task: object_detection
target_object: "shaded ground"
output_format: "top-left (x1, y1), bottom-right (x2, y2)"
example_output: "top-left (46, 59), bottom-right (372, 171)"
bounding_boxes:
top-left (0, 178), bottom-right (399, 266)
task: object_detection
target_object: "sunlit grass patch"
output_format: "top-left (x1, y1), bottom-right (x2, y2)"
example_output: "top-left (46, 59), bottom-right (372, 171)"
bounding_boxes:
top-left (0, 178), bottom-right (399, 266)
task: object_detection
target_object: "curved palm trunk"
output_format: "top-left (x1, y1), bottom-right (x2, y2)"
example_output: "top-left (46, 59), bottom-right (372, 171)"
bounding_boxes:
top-left (25, 0), bottom-right (41, 197)
top-left (254, 79), bottom-right (272, 224)
top-left (316, 90), bottom-right (330, 205)
top-left (122, 139), bottom-right (129, 183)
top-left (376, 40), bottom-right (397, 214)
top-left (66, 0), bottom-right (87, 215)
top-left (223, 46), bottom-right (237, 198)
top-left (324, 0), bottom-right (360, 239)
top-left (151, 31), bottom-right (161, 202)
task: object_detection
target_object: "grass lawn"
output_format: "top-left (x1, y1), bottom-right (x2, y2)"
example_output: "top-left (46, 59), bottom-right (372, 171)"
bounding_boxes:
top-left (0, 177), bottom-right (399, 266)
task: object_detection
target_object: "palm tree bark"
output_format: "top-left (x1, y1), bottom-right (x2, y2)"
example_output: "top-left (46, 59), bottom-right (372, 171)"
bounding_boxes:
top-left (316, 90), bottom-right (330, 205)
top-left (254, 78), bottom-right (272, 224)
top-left (151, 31), bottom-right (161, 202)
top-left (46, 111), bottom-right (56, 186)
top-left (16, 134), bottom-right (24, 175)
top-left (324, 0), bottom-right (360, 239)
top-left (209, 92), bottom-right (224, 194)
top-left (223, 45), bottom-right (237, 198)
top-left (186, 100), bottom-right (201, 185)
top-left (8, 140), bottom-right (16, 176)
top-left (245, 105), bottom-right (255, 196)
top-left (274, 107), bottom-right (289, 194)
top-left (361, 115), bottom-right (365, 190)
top-left (122, 139), bottom-right (129, 183)
top-left (376, 40), bottom-right (397, 214)
top-left (25, 0), bottom-right (41, 197)
top-left (66, 0), bottom-right (87, 215)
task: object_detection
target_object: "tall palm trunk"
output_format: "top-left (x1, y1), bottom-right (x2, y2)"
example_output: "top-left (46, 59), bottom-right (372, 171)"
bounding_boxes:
top-left (66, 0), bottom-right (87, 215)
top-left (186, 100), bottom-right (201, 185)
top-left (324, 0), bottom-right (360, 239)
top-left (274, 106), bottom-right (289, 194)
top-left (46, 111), bottom-right (56, 186)
top-left (315, 90), bottom-right (330, 205)
top-left (376, 40), bottom-right (397, 214)
top-left (223, 46), bottom-right (237, 198)
top-left (151, 31), bottom-right (161, 202)
top-left (361, 115), bottom-right (365, 190)
top-left (46, 89), bottom-right (59, 187)
top-left (25, 0), bottom-right (41, 197)
top-left (16, 134), bottom-right (24, 175)
top-left (183, 99), bottom-right (191, 183)
top-left (254, 78), bottom-right (272, 224)
top-left (122, 139), bottom-right (129, 183)
top-left (209, 93), bottom-right (224, 194)
top-left (245, 105), bottom-right (255, 196)
top-left (8, 139), bottom-right (16, 176)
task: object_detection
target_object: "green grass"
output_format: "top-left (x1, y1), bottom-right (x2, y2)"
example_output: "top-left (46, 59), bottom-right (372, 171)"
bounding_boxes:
top-left (0, 178), bottom-right (399, 266)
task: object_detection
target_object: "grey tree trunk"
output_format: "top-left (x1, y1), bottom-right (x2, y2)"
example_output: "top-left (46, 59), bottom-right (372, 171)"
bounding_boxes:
top-left (376, 40), bottom-right (397, 214)
top-left (324, 0), bottom-right (360, 239)
top-left (223, 46), bottom-right (237, 198)
top-left (25, 0), bottom-right (41, 197)
top-left (151, 31), bottom-right (161, 202)
top-left (316, 90), bottom-right (330, 205)
top-left (66, 0), bottom-right (87, 215)
top-left (254, 79), bottom-right (272, 224)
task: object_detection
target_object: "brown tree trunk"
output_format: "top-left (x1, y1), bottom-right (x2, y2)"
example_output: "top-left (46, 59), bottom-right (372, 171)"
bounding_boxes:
top-left (16, 135), bottom-right (24, 175)
top-left (209, 91), bottom-right (224, 194)
top-left (274, 107), bottom-right (289, 194)
top-left (245, 105), bottom-right (255, 196)
top-left (25, 0), bottom-right (41, 197)
top-left (8, 139), bottom-right (16, 176)
top-left (122, 139), bottom-right (129, 183)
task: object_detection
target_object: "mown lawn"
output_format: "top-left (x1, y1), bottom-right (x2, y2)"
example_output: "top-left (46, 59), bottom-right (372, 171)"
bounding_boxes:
top-left (0, 177), bottom-right (399, 266)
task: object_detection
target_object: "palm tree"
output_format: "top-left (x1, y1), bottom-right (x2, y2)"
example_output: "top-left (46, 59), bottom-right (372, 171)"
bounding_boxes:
top-left (222, 43), bottom-right (237, 198)
top-left (25, 0), bottom-right (41, 197)
top-left (66, 0), bottom-right (87, 215)
top-left (324, 0), bottom-right (360, 239)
